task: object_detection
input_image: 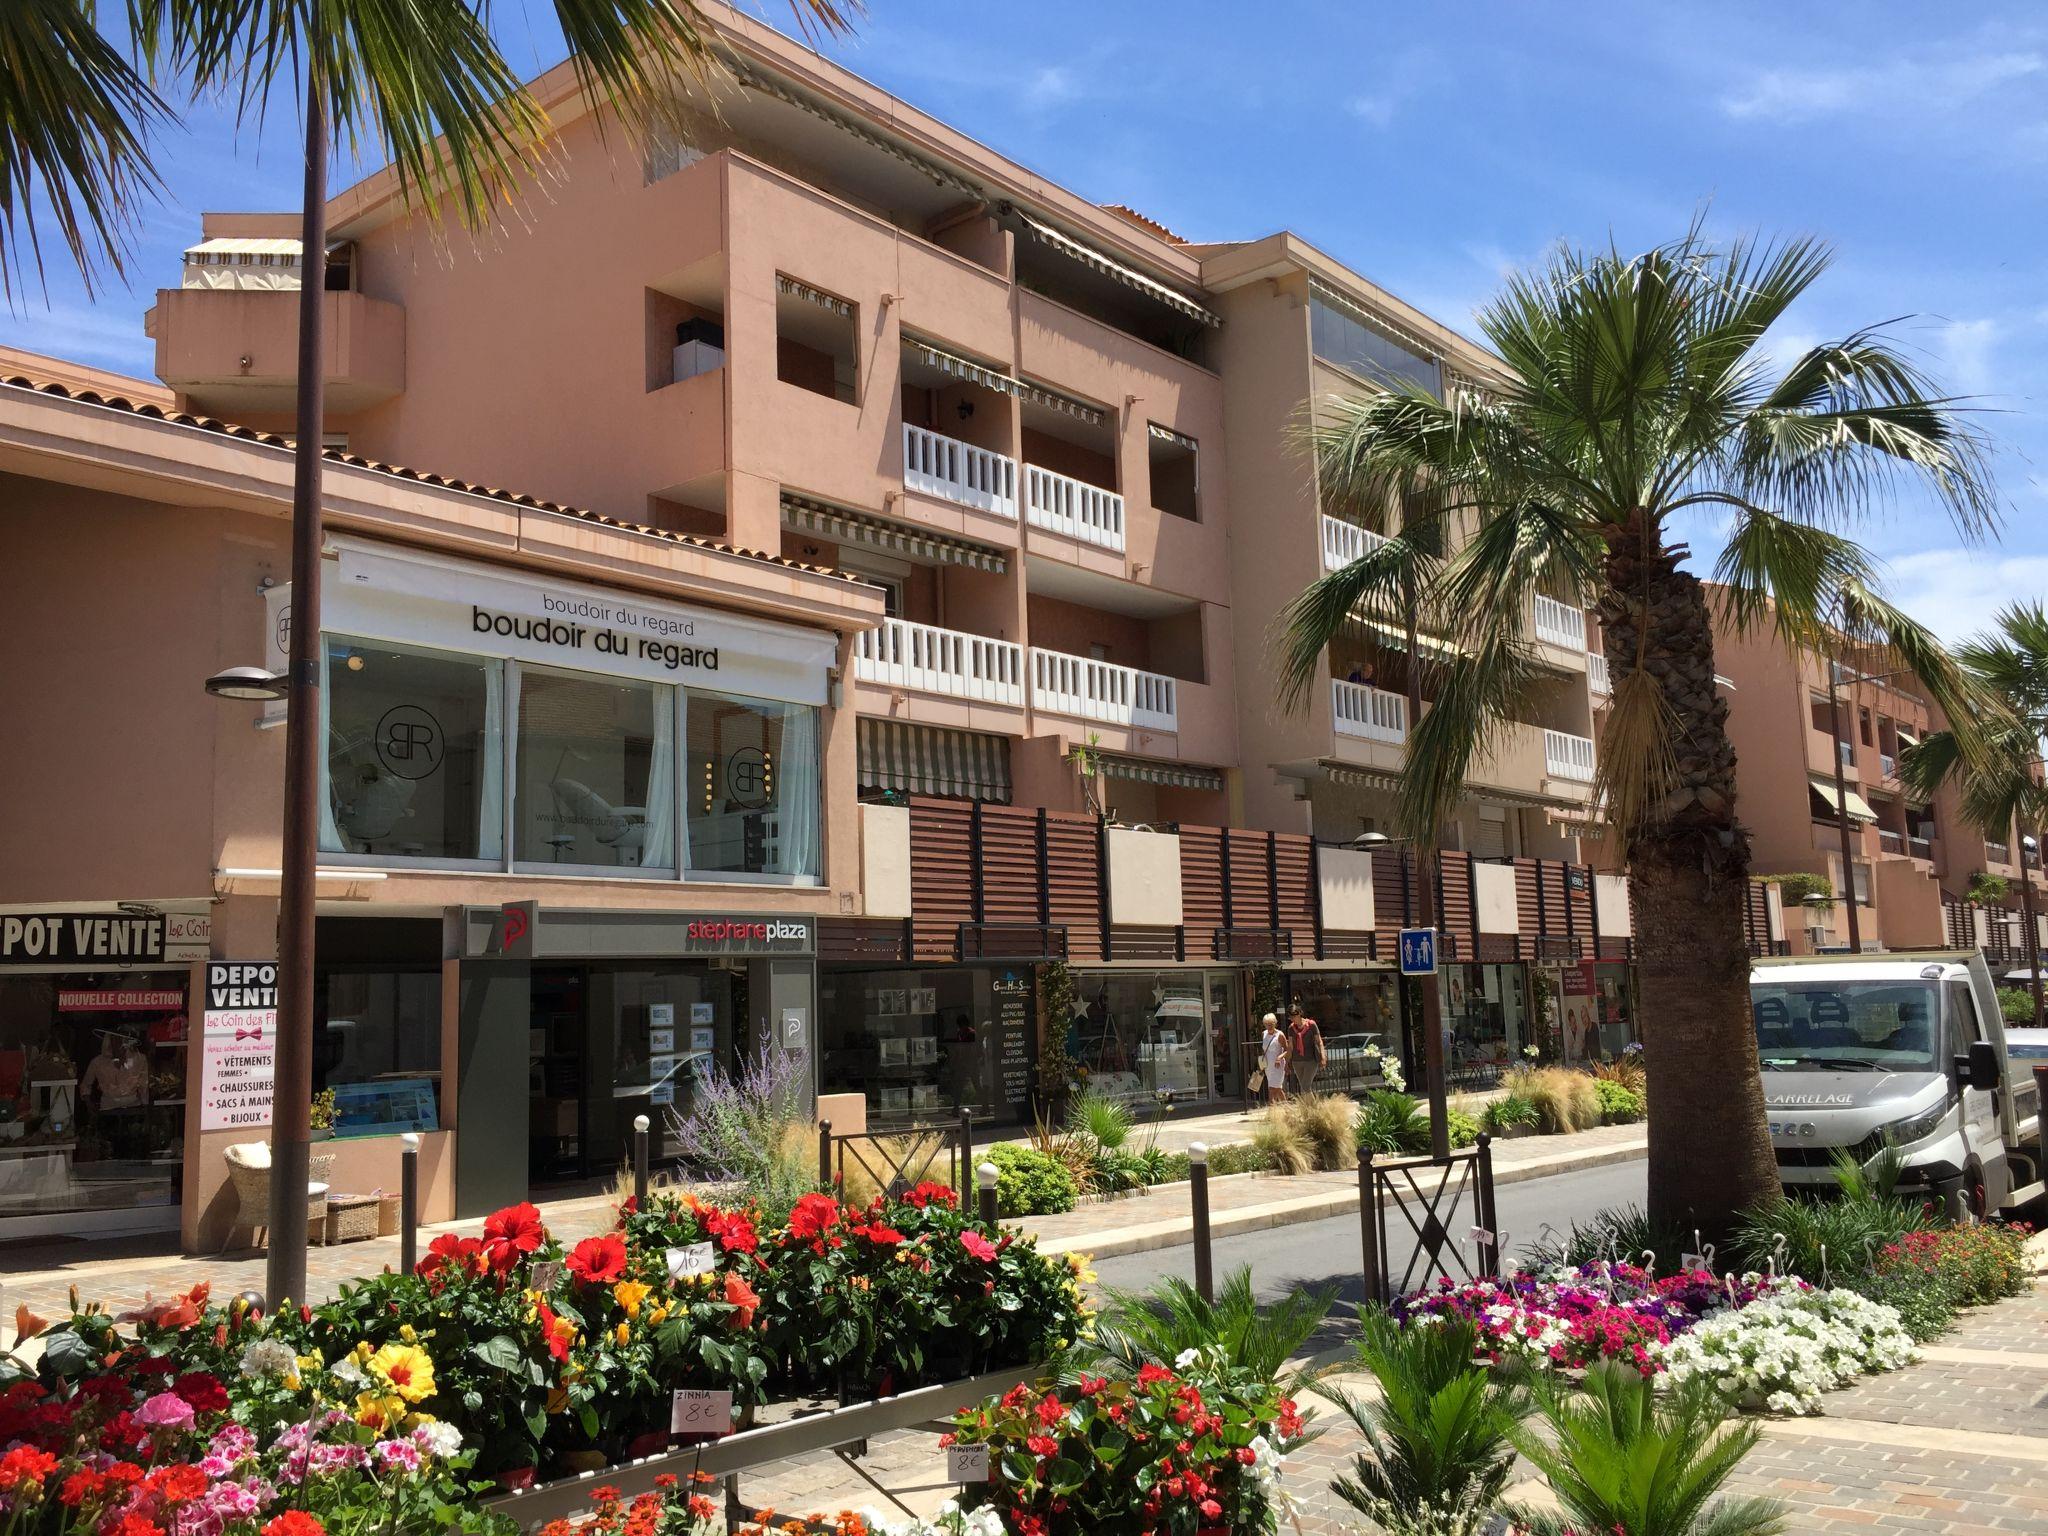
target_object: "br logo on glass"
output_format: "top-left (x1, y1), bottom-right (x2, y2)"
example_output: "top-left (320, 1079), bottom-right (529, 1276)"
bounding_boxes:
top-left (375, 705), bottom-right (445, 779)
top-left (726, 745), bottom-right (770, 808)
top-left (275, 603), bottom-right (292, 653)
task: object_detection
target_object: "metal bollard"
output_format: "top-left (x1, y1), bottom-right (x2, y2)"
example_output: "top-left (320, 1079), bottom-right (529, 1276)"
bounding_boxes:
top-left (399, 1132), bottom-right (420, 1275)
top-left (1189, 1142), bottom-right (1214, 1303)
top-left (976, 1160), bottom-right (1000, 1227)
top-left (633, 1114), bottom-right (651, 1207)
top-left (1357, 1147), bottom-right (1379, 1307)
top-left (957, 1106), bottom-right (974, 1191)
top-left (818, 1119), bottom-right (834, 1188)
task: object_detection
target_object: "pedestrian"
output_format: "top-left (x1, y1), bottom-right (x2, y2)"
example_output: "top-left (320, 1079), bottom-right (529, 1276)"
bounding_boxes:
top-left (1287, 1001), bottom-right (1326, 1094)
top-left (1258, 1013), bottom-right (1288, 1107)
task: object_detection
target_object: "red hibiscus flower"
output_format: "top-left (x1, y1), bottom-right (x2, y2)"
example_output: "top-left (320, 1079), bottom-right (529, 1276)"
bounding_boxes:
top-left (958, 1231), bottom-right (997, 1263)
top-left (419, 1233), bottom-right (486, 1280)
top-left (786, 1193), bottom-right (841, 1242)
top-left (704, 1207), bottom-right (760, 1255)
top-left (170, 1373), bottom-right (229, 1415)
top-left (853, 1221), bottom-right (905, 1246)
top-left (483, 1202), bottom-right (546, 1255)
top-left (722, 1272), bottom-right (760, 1329)
top-left (533, 1302), bottom-right (572, 1362)
top-left (565, 1234), bottom-right (628, 1286)
top-left (902, 1181), bottom-right (958, 1209)
top-left (262, 1513), bottom-right (329, 1536)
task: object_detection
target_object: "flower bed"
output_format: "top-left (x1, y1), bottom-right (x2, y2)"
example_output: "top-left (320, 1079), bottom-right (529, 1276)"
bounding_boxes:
top-left (1661, 1286), bottom-right (1917, 1413)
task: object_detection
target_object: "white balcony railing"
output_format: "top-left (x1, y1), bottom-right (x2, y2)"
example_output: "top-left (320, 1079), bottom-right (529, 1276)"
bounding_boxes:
top-left (1532, 594), bottom-right (1588, 651)
top-left (1031, 650), bottom-right (1177, 732)
top-left (853, 618), bottom-right (1024, 705)
top-left (1544, 729), bottom-right (1598, 783)
top-left (1880, 752), bottom-right (1898, 778)
top-left (1332, 679), bottom-right (1408, 746)
top-left (1321, 513), bottom-right (1391, 572)
top-left (1839, 739), bottom-right (1855, 769)
top-left (1025, 466), bottom-right (1124, 552)
top-left (1587, 653), bottom-right (1611, 695)
top-left (902, 424), bottom-right (1017, 518)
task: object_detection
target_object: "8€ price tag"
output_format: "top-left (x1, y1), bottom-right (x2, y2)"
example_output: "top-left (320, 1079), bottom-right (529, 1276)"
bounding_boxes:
top-left (667, 1243), bottom-right (717, 1280)
top-left (946, 1444), bottom-right (990, 1483)
top-left (671, 1389), bottom-right (734, 1436)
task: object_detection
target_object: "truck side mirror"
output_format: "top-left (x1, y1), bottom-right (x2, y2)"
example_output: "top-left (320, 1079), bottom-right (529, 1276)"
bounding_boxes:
top-left (1956, 1040), bottom-right (2000, 1093)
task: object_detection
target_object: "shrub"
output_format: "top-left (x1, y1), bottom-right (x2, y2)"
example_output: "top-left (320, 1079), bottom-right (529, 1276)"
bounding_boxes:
top-left (1660, 1287), bottom-right (1916, 1414)
top-left (1731, 1189), bottom-right (1921, 1284)
top-left (1590, 1055), bottom-right (1647, 1095)
top-left (1132, 1146), bottom-right (1189, 1185)
top-left (1208, 1142), bottom-right (1272, 1176)
top-left (669, 1048), bottom-right (818, 1219)
top-left (1503, 1065), bottom-right (1601, 1134)
top-left (1878, 1223), bottom-right (2033, 1307)
top-left (1283, 1092), bottom-right (1358, 1170)
top-left (1089, 1268), bottom-right (1334, 1385)
top-left (1252, 1114), bottom-right (1313, 1176)
top-left (983, 1142), bottom-right (1079, 1216)
top-left (1593, 1079), bottom-right (1646, 1124)
top-left (1483, 1094), bottom-right (1540, 1134)
top-left (1065, 1086), bottom-right (1133, 1152)
top-left (1356, 1089), bottom-right (1429, 1154)
top-left (1997, 985), bottom-right (2035, 1025)
top-left (1838, 1262), bottom-right (1957, 1343)
top-left (1443, 1104), bottom-right (1482, 1149)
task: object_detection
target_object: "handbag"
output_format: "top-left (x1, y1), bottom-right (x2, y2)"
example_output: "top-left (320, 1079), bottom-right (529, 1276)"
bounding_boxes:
top-left (1247, 1068), bottom-right (1265, 1093)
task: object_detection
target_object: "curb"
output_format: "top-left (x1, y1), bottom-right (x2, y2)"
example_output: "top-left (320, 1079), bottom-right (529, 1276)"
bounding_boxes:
top-left (1032, 1134), bottom-right (1647, 1260)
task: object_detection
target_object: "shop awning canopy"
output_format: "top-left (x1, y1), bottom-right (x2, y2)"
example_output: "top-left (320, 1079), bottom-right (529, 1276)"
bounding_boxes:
top-left (1014, 211), bottom-right (1222, 328)
top-left (900, 337), bottom-right (1104, 425)
top-left (1097, 756), bottom-right (1223, 792)
top-left (180, 237), bottom-right (303, 291)
top-left (781, 493), bottom-right (1007, 573)
top-left (859, 719), bottom-right (1012, 802)
top-left (1811, 778), bottom-right (1879, 822)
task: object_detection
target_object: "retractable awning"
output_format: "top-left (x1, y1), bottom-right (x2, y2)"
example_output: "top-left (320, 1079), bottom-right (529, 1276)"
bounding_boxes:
top-left (1013, 212), bottom-right (1221, 328)
top-left (780, 494), bottom-right (1007, 573)
top-left (899, 337), bottom-right (1103, 425)
top-left (725, 56), bottom-right (983, 199)
top-left (1811, 778), bottom-right (1879, 822)
top-left (1097, 757), bottom-right (1223, 792)
top-left (776, 274), bottom-right (853, 317)
top-left (859, 719), bottom-right (1012, 802)
top-left (1308, 278), bottom-right (1445, 365)
top-left (1147, 423), bottom-right (1198, 451)
top-left (181, 237), bottom-right (303, 291)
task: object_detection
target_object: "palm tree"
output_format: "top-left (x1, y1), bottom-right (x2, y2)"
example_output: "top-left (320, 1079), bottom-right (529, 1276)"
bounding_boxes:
top-left (1278, 227), bottom-right (1999, 1238)
top-left (6, 0), bottom-right (856, 1307)
top-left (1900, 602), bottom-right (2048, 1027)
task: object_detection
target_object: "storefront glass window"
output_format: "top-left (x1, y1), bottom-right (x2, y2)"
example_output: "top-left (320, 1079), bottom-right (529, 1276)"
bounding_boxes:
top-left (1441, 963), bottom-right (1529, 1088)
top-left (313, 968), bottom-right (442, 1134)
top-left (1068, 972), bottom-right (1213, 1104)
top-left (1288, 971), bottom-right (1402, 1094)
top-left (323, 637), bottom-right (503, 861)
top-left (513, 669), bottom-right (674, 870)
top-left (818, 968), bottom-right (1035, 1124)
top-left (685, 693), bottom-right (819, 879)
top-left (1560, 962), bottom-right (1636, 1065)
top-left (0, 974), bottom-right (188, 1223)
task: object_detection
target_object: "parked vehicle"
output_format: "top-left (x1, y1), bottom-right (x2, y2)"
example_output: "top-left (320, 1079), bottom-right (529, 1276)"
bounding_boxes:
top-left (1751, 951), bottom-right (2043, 1215)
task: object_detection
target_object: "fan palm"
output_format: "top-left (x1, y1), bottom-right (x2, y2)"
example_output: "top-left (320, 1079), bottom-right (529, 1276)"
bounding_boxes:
top-left (1083, 1268), bottom-right (1333, 1392)
top-left (1900, 602), bottom-right (2048, 1027)
top-left (1279, 226), bottom-right (2000, 1237)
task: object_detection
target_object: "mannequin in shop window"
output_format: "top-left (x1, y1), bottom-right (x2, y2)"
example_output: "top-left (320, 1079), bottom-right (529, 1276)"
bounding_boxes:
top-left (79, 1030), bottom-right (149, 1160)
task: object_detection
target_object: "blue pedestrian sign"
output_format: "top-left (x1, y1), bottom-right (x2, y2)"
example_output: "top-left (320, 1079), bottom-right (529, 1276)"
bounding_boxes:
top-left (1398, 927), bottom-right (1438, 977)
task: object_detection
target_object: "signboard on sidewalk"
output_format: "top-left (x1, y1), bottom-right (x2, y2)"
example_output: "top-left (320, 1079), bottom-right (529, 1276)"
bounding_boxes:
top-left (1398, 928), bottom-right (1438, 977)
top-left (199, 962), bottom-right (278, 1131)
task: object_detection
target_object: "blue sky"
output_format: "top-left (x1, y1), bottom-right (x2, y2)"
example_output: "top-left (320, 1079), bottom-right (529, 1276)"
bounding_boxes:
top-left (4, 1), bottom-right (2042, 637)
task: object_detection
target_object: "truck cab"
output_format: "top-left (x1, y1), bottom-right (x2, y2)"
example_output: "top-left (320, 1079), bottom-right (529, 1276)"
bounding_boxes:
top-left (1751, 951), bottom-right (2042, 1213)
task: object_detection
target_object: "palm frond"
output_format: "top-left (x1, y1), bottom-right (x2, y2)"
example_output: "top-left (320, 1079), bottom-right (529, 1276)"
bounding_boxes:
top-left (1589, 667), bottom-right (1683, 854)
top-left (1084, 1269), bottom-right (1333, 1392)
top-left (1269, 533), bottom-right (1440, 712)
top-left (1396, 626), bottom-right (1538, 846)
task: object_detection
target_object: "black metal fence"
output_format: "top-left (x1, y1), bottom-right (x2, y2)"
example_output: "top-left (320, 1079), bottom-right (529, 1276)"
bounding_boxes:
top-left (1357, 1136), bottom-right (1499, 1307)
top-left (818, 1110), bottom-right (974, 1200)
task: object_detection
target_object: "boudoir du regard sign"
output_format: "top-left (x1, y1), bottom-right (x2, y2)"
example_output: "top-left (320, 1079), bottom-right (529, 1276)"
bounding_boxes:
top-left (316, 538), bottom-right (837, 705)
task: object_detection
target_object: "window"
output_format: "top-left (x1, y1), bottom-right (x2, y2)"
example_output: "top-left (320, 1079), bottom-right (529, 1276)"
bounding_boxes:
top-left (1147, 425), bottom-right (1199, 521)
top-left (514, 669), bottom-right (674, 870)
top-left (314, 967), bottom-right (442, 1133)
top-left (1946, 979), bottom-right (1983, 1049)
top-left (1310, 293), bottom-right (1441, 395)
top-left (775, 275), bottom-right (857, 403)
top-left (1852, 861), bottom-right (1872, 906)
top-left (686, 692), bottom-right (820, 878)
top-left (1859, 707), bottom-right (1874, 747)
top-left (323, 637), bottom-right (503, 861)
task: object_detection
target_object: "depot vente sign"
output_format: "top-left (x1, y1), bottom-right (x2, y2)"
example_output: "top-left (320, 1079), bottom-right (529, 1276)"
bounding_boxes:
top-left (200, 962), bottom-right (279, 1132)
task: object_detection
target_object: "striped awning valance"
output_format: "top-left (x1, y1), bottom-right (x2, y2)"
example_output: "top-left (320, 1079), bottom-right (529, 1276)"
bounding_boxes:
top-left (1321, 762), bottom-right (1403, 792)
top-left (183, 237), bottom-right (302, 266)
top-left (780, 493), bottom-right (1007, 573)
top-left (725, 57), bottom-right (984, 199)
top-left (777, 274), bottom-right (853, 317)
top-left (1308, 278), bottom-right (1445, 366)
top-left (1098, 756), bottom-right (1223, 792)
top-left (900, 337), bottom-right (1104, 426)
top-left (1014, 211), bottom-right (1221, 328)
top-left (859, 719), bottom-right (1012, 802)
top-left (1147, 423), bottom-right (1197, 451)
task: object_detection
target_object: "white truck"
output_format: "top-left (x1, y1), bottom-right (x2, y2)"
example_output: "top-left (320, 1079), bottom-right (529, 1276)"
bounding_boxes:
top-left (1751, 950), bottom-right (2043, 1216)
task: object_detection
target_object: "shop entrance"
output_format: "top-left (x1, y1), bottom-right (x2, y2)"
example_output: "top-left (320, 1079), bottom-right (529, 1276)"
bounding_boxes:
top-left (527, 961), bottom-right (745, 1189)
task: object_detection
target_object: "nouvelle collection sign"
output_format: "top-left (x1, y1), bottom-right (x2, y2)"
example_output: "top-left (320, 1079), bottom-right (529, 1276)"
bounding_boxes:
top-left (199, 962), bottom-right (278, 1132)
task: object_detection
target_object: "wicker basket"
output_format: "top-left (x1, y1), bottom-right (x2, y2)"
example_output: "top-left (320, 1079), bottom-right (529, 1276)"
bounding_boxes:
top-left (375, 1192), bottom-right (401, 1236)
top-left (325, 1194), bottom-right (381, 1244)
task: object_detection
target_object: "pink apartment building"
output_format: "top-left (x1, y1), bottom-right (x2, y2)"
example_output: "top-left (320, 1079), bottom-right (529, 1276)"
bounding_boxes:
top-left (0, 3), bottom-right (1620, 1248)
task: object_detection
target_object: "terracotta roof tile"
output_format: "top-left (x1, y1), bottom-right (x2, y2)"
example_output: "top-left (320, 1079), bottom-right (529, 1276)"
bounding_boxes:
top-left (1099, 203), bottom-right (1189, 246)
top-left (0, 369), bottom-right (861, 584)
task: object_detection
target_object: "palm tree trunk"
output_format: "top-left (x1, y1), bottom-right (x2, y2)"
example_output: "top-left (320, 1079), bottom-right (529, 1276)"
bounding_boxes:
top-left (1599, 516), bottom-right (1778, 1239)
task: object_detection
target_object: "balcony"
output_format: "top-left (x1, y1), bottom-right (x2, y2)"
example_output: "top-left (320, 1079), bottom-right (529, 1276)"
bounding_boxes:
top-left (1987, 840), bottom-right (2013, 867)
top-left (1587, 653), bottom-right (1611, 696)
top-left (1532, 595), bottom-right (1588, 651)
top-left (1321, 513), bottom-right (1391, 572)
top-left (1878, 828), bottom-right (1904, 855)
top-left (1909, 835), bottom-right (1934, 861)
top-left (1880, 752), bottom-right (1898, 779)
top-left (902, 424), bottom-right (1017, 518)
top-left (150, 287), bottom-right (404, 415)
top-left (1544, 729), bottom-right (1598, 783)
top-left (1024, 466), bottom-right (1124, 552)
top-left (853, 618), bottom-right (1024, 705)
top-left (1332, 680), bottom-right (1407, 745)
top-left (1031, 650), bottom-right (1177, 732)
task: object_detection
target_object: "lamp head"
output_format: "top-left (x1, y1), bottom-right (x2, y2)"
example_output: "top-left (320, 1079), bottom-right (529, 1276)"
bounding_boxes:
top-left (204, 666), bottom-right (287, 702)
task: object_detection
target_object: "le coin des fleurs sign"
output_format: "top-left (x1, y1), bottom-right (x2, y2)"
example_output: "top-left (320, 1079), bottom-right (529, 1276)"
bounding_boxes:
top-left (200, 962), bottom-right (277, 1132)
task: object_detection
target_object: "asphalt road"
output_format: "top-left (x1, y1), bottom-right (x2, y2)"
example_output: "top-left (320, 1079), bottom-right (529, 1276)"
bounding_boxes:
top-left (1090, 1157), bottom-right (1648, 1345)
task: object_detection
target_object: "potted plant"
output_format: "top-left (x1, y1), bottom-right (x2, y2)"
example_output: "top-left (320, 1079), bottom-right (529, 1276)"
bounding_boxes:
top-left (309, 1087), bottom-right (336, 1140)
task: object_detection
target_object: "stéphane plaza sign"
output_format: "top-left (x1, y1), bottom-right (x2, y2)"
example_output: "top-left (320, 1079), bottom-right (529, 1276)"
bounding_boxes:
top-left (270, 538), bottom-right (838, 707)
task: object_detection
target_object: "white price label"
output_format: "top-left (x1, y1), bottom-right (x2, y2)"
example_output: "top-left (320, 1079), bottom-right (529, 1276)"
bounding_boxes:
top-left (1467, 1226), bottom-right (1496, 1248)
top-left (527, 1261), bottom-right (564, 1292)
top-left (946, 1444), bottom-right (990, 1483)
top-left (670, 1389), bottom-right (734, 1436)
top-left (1681, 1252), bottom-right (1707, 1273)
top-left (667, 1243), bottom-right (718, 1279)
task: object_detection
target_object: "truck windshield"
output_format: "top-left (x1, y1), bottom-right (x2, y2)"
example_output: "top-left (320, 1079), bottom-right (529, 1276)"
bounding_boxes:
top-left (1752, 980), bottom-right (1943, 1072)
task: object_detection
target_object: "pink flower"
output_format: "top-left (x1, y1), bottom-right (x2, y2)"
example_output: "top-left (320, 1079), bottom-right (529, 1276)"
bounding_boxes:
top-left (959, 1231), bottom-right (998, 1262)
top-left (134, 1392), bottom-right (196, 1431)
top-left (373, 1440), bottom-right (422, 1473)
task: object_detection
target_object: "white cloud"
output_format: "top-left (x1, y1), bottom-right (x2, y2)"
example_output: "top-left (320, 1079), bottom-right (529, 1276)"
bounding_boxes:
top-left (1720, 49), bottom-right (2042, 124)
top-left (1880, 547), bottom-right (2048, 644)
top-left (1023, 65), bottom-right (1080, 112)
top-left (1935, 317), bottom-right (2000, 396)
top-left (1345, 47), bottom-right (1435, 129)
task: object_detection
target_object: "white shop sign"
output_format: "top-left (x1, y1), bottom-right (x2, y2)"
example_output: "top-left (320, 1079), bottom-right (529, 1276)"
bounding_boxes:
top-left (200, 961), bottom-right (278, 1131)
top-left (322, 539), bottom-right (837, 706)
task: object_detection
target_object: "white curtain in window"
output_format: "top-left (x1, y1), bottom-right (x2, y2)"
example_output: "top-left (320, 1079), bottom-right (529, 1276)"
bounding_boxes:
top-left (317, 641), bottom-right (349, 854)
top-left (643, 688), bottom-right (677, 868)
top-left (478, 659), bottom-right (505, 861)
top-left (772, 702), bottom-right (820, 878)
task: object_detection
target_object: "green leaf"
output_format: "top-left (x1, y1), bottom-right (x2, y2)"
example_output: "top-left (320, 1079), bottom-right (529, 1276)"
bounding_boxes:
top-left (471, 1334), bottom-right (523, 1373)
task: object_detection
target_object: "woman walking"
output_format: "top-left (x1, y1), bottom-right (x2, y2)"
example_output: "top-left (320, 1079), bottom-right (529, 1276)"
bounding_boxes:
top-left (1287, 1001), bottom-right (1326, 1094)
top-left (1258, 1013), bottom-right (1289, 1108)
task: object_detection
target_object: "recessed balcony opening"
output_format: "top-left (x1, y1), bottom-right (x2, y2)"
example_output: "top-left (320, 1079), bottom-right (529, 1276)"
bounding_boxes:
top-left (645, 479), bottom-right (726, 541)
top-left (1021, 389), bottom-right (1121, 550)
top-left (775, 275), bottom-right (858, 403)
top-left (645, 258), bottom-right (725, 392)
top-left (1148, 425), bottom-right (1199, 522)
top-left (924, 205), bottom-right (1009, 277)
top-left (1013, 231), bottom-right (1212, 364)
top-left (1024, 557), bottom-right (1203, 736)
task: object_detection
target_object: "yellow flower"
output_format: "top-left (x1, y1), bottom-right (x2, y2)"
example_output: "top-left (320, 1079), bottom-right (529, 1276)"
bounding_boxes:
top-left (354, 1390), bottom-right (407, 1431)
top-left (399, 1324), bottom-right (418, 1344)
top-left (613, 1280), bottom-right (651, 1319)
top-left (647, 1304), bottom-right (670, 1326)
top-left (614, 1322), bottom-right (631, 1347)
top-left (368, 1342), bottom-right (437, 1403)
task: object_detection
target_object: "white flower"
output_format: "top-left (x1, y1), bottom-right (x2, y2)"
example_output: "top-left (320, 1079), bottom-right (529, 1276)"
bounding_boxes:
top-left (1174, 1347), bottom-right (1202, 1370)
top-left (239, 1339), bottom-right (297, 1379)
top-left (329, 1357), bottom-right (366, 1388)
top-left (411, 1421), bottom-right (464, 1459)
